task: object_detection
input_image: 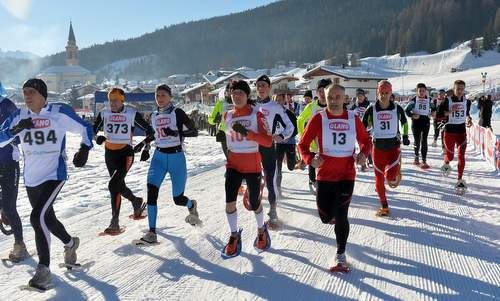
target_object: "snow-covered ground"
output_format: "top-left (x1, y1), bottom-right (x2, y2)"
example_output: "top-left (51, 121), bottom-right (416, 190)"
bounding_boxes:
top-left (361, 41), bottom-right (500, 96)
top-left (0, 129), bottom-right (499, 300)
top-left (491, 121), bottom-right (500, 136)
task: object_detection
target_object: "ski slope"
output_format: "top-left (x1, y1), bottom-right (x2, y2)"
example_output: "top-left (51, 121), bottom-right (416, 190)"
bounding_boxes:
top-left (361, 41), bottom-right (500, 95)
top-left (0, 130), bottom-right (499, 301)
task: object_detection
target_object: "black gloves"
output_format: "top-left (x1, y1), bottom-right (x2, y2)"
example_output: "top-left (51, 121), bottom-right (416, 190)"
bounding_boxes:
top-left (95, 135), bottom-right (107, 145)
top-left (232, 123), bottom-right (248, 137)
top-left (134, 141), bottom-right (145, 153)
top-left (140, 150), bottom-right (150, 161)
top-left (10, 118), bottom-right (34, 136)
top-left (214, 114), bottom-right (222, 124)
top-left (135, 141), bottom-right (150, 161)
top-left (73, 144), bottom-right (90, 168)
top-left (215, 130), bottom-right (225, 142)
top-left (402, 135), bottom-right (410, 146)
top-left (162, 127), bottom-right (179, 137)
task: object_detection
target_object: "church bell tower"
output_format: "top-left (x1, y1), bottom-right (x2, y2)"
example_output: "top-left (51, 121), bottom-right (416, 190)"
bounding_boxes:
top-left (65, 21), bottom-right (79, 66)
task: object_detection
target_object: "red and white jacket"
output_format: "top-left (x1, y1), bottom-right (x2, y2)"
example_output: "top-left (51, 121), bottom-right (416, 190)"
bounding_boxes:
top-left (298, 109), bottom-right (371, 182)
top-left (224, 104), bottom-right (272, 173)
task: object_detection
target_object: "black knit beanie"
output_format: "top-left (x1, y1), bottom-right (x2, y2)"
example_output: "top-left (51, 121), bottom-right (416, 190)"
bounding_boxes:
top-left (23, 78), bottom-right (48, 99)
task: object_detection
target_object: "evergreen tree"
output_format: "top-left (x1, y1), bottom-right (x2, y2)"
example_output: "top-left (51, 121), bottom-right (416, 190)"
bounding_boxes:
top-left (494, 7), bottom-right (500, 35)
top-left (435, 26), bottom-right (444, 52)
top-left (470, 37), bottom-right (480, 56)
top-left (482, 21), bottom-right (496, 51)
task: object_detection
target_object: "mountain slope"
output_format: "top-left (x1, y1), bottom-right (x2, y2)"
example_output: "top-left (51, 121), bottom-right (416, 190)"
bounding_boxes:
top-left (360, 40), bottom-right (500, 93)
top-left (46, 0), bottom-right (415, 76)
top-left (43, 0), bottom-right (499, 79)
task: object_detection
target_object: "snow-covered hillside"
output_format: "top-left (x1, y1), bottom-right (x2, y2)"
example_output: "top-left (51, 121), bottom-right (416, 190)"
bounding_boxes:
top-left (0, 49), bottom-right (39, 60)
top-left (96, 55), bottom-right (157, 78)
top-left (0, 130), bottom-right (499, 300)
top-left (361, 41), bottom-right (500, 95)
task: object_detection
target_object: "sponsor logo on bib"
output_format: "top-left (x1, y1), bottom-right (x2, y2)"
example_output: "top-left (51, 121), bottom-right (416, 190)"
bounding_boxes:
top-left (157, 117), bottom-right (171, 126)
top-left (110, 115), bottom-right (126, 122)
top-left (329, 121), bottom-right (349, 131)
top-left (261, 109), bottom-right (270, 116)
top-left (233, 119), bottom-right (251, 128)
top-left (377, 113), bottom-right (392, 121)
top-left (32, 118), bottom-right (51, 128)
top-left (452, 104), bottom-right (464, 111)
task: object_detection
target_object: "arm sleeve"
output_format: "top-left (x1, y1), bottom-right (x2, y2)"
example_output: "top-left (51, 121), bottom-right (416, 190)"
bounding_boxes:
top-left (275, 107), bottom-right (294, 139)
top-left (355, 117), bottom-right (372, 156)
top-left (297, 102), bottom-right (313, 136)
top-left (404, 101), bottom-right (414, 117)
top-left (176, 108), bottom-right (198, 137)
top-left (286, 109), bottom-right (298, 137)
top-left (0, 111), bottom-right (20, 147)
top-left (362, 106), bottom-right (373, 128)
top-left (93, 112), bottom-right (103, 135)
top-left (58, 105), bottom-right (94, 149)
top-left (208, 101), bottom-right (222, 125)
top-left (298, 113), bottom-right (321, 165)
top-left (0, 98), bottom-right (17, 131)
top-left (437, 99), bottom-right (449, 116)
top-left (466, 99), bottom-right (472, 117)
top-left (134, 112), bottom-right (155, 138)
top-left (5, 99), bottom-right (18, 116)
top-left (430, 100), bottom-right (437, 112)
top-left (247, 111), bottom-right (272, 147)
top-left (398, 105), bottom-right (409, 136)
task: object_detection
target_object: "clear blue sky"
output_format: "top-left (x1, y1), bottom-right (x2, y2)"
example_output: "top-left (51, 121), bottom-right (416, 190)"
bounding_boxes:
top-left (0, 0), bottom-right (276, 56)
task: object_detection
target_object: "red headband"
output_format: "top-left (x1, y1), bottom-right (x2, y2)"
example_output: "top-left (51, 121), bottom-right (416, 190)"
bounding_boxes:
top-left (378, 83), bottom-right (392, 95)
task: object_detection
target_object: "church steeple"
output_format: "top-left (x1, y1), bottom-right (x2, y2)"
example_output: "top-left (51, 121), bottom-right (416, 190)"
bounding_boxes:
top-left (65, 21), bottom-right (79, 66)
top-left (68, 21), bottom-right (76, 45)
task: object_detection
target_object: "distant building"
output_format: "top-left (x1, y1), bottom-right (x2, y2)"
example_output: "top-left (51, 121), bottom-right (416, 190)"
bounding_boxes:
top-left (303, 65), bottom-right (387, 100)
top-left (166, 74), bottom-right (190, 85)
top-left (181, 82), bottom-right (211, 105)
top-left (38, 22), bottom-right (95, 93)
top-left (268, 75), bottom-right (300, 96)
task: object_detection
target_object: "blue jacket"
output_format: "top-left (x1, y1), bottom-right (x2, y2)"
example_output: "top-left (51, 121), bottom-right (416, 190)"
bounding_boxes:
top-left (0, 97), bottom-right (19, 163)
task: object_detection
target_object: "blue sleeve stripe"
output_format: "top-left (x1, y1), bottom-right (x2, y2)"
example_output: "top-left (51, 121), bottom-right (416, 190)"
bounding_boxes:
top-left (57, 136), bottom-right (68, 180)
top-left (0, 109), bottom-right (21, 142)
top-left (58, 104), bottom-right (94, 149)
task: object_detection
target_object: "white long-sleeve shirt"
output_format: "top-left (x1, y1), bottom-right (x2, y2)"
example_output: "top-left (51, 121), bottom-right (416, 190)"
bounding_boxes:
top-left (255, 98), bottom-right (294, 140)
top-left (0, 103), bottom-right (93, 187)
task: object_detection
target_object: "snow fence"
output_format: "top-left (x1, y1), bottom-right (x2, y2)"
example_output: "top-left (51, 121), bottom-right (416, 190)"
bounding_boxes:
top-left (467, 121), bottom-right (500, 172)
